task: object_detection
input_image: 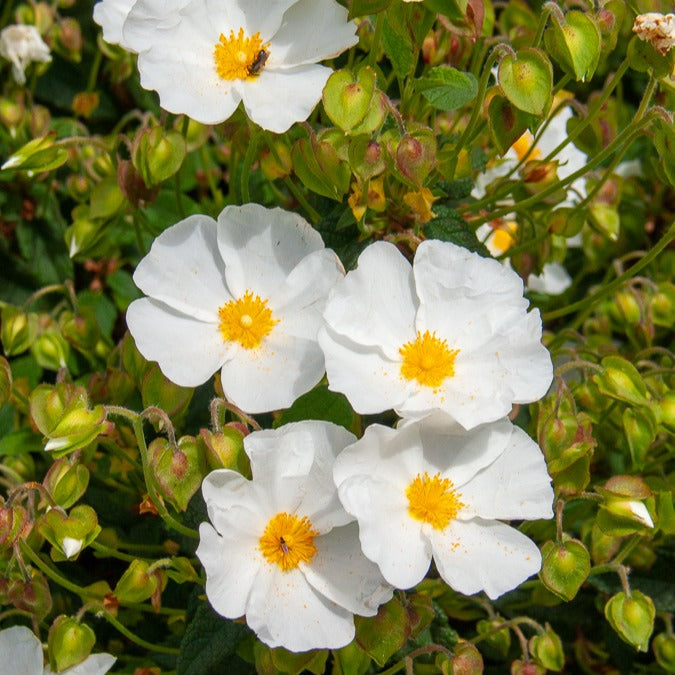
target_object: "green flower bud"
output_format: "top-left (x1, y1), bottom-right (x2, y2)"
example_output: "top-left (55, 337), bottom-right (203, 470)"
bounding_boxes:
top-left (476, 618), bottom-right (511, 659)
top-left (449, 640), bottom-right (484, 674)
top-left (60, 307), bottom-right (102, 353)
top-left (655, 391), bottom-right (675, 432)
top-left (39, 504), bottom-right (100, 560)
top-left (0, 503), bottom-right (30, 550)
top-left (604, 591), bottom-right (655, 652)
top-left (28, 104), bottom-right (51, 137)
top-left (150, 435), bottom-right (207, 512)
top-left (141, 364), bottom-right (193, 421)
top-left (260, 139), bottom-right (292, 180)
top-left (30, 383), bottom-right (108, 456)
top-left (114, 559), bottom-right (159, 604)
top-left (8, 571), bottom-right (53, 619)
top-left (349, 137), bottom-right (385, 181)
top-left (48, 616), bottom-right (95, 672)
top-left (323, 67), bottom-right (377, 132)
top-left (31, 327), bottom-right (70, 371)
top-left (291, 134), bottom-right (351, 201)
top-left (622, 407), bottom-right (656, 470)
top-left (653, 632), bottom-right (675, 672)
top-left (43, 458), bottom-right (90, 509)
top-left (540, 537), bottom-right (590, 601)
top-left (609, 289), bottom-right (642, 326)
top-left (510, 659), bottom-right (545, 675)
top-left (396, 129), bottom-right (436, 187)
top-left (0, 96), bottom-right (25, 129)
top-left (650, 283), bottom-right (675, 328)
top-left (596, 476), bottom-right (655, 536)
top-left (593, 355), bottom-right (649, 406)
top-left (132, 126), bottom-right (187, 188)
top-left (529, 625), bottom-right (564, 671)
top-left (199, 427), bottom-right (247, 474)
top-left (1, 306), bottom-right (38, 356)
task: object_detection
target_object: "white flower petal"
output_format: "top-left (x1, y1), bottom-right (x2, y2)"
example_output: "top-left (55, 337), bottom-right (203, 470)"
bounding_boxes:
top-left (459, 426), bottom-right (553, 520)
top-left (323, 241), bottom-right (417, 357)
top-left (197, 522), bottom-right (261, 619)
top-left (319, 326), bottom-right (410, 414)
top-left (132, 214), bottom-right (229, 319)
top-left (527, 262), bottom-right (572, 295)
top-left (126, 298), bottom-right (230, 387)
top-left (216, 203), bottom-right (324, 301)
top-left (0, 626), bottom-right (43, 675)
top-left (268, 0), bottom-right (358, 68)
top-left (93, 0), bottom-right (137, 47)
top-left (208, 0), bottom-right (298, 41)
top-left (219, 334), bottom-right (324, 413)
top-left (0, 24), bottom-right (51, 85)
top-left (273, 248), bottom-right (345, 336)
top-left (238, 63), bottom-right (331, 133)
top-left (56, 654), bottom-right (117, 675)
top-left (337, 475), bottom-right (432, 589)
top-left (244, 422), bottom-right (355, 531)
top-left (430, 518), bottom-right (542, 599)
top-left (202, 469), bottom-right (268, 525)
top-left (302, 523), bottom-right (393, 616)
top-left (62, 537), bottom-right (83, 559)
top-left (247, 565), bottom-right (355, 651)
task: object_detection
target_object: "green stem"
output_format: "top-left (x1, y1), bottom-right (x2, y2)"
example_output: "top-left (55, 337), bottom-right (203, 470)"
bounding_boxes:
top-left (100, 611), bottom-right (180, 654)
top-left (90, 540), bottom-right (150, 564)
top-left (105, 407), bottom-right (199, 540)
top-left (539, 57), bottom-right (630, 168)
top-left (22, 284), bottom-right (68, 310)
top-left (478, 110), bottom-right (656, 226)
top-left (577, 75), bottom-right (658, 210)
top-left (240, 127), bottom-right (262, 204)
top-left (367, 13), bottom-right (385, 68)
top-left (86, 49), bottom-right (103, 93)
top-left (199, 144), bottom-right (224, 209)
top-left (446, 44), bottom-right (514, 178)
top-left (543, 220), bottom-right (675, 322)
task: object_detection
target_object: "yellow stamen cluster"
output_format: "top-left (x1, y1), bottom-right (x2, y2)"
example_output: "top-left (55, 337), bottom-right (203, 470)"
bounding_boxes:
top-left (214, 28), bottom-right (269, 81)
top-left (259, 512), bottom-right (319, 571)
top-left (218, 290), bottom-right (278, 349)
top-left (406, 472), bottom-right (465, 530)
top-left (491, 220), bottom-right (519, 254)
top-left (399, 330), bottom-right (459, 388)
top-left (511, 131), bottom-right (542, 162)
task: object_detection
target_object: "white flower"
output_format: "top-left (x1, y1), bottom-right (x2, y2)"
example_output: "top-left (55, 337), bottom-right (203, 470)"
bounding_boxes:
top-left (62, 536), bottom-right (84, 559)
top-left (633, 13), bottom-right (675, 55)
top-left (318, 240), bottom-right (552, 429)
top-left (472, 104), bottom-right (588, 204)
top-left (92, 0), bottom-right (136, 47)
top-left (0, 625), bottom-right (115, 675)
top-left (475, 221), bottom-right (572, 296)
top-left (196, 421), bottom-right (393, 652)
top-left (0, 24), bottom-right (51, 85)
top-left (126, 203), bottom-right (343, 413)
top-left (333, 416), bottom-right (554, 598)
top-left (95, 0), bottom-right (358, 132)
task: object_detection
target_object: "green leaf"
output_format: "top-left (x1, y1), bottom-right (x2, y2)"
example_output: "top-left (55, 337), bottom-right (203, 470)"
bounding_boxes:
top-left (498, 48), bottom-right (552, 116)
top-left (416, 67), bottom-right (478, 110)
top-left (355, 597), bottom-right (410, 667)
top-left (178, 603), bottom-right (252, 675)
top-left (422, 206), bottom-right (489, 256)
top-left (382, 20), bottom-right (414, 79)
top-left (0, 428), bottom-right (43, 456)
top-left (323, 68), bottom-right (376, 132)
top-left (349, 0), bottom-right (392, 19)
top-left (275, 386), bottom-right (355, 430)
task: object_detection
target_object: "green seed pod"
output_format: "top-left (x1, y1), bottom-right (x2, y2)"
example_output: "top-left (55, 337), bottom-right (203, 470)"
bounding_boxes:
top-left (48, 616), bottom-right (95, 672)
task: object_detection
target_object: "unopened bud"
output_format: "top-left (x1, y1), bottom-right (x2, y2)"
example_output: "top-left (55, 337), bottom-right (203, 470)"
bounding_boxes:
top-left (48, 615), bottom-right (95, 672)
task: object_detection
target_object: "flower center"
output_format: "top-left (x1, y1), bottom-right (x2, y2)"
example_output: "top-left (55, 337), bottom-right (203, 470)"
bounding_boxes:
top-left (511, 131), bottom-right (542, 162)
top-left (214, 28), bottom-right (270, 81)
top-left (399, 330), bottom-right (459, 388)
top-left (491, 220), bottom-right (518, 254)
top-left (406, 472), bottom-right (464, 530)
top-left (259, 512), bottom-right (319, 571)
top-left (218, 290), bottom-right (278, 349)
